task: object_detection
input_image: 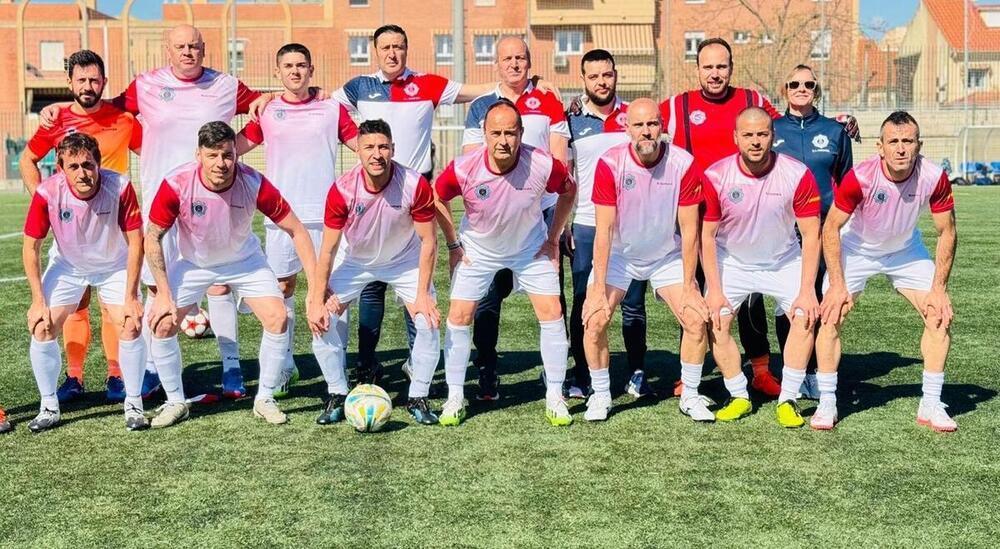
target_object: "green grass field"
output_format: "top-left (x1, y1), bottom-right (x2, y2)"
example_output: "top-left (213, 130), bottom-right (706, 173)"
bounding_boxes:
top-left (0, 188), bottom-right (997, 547)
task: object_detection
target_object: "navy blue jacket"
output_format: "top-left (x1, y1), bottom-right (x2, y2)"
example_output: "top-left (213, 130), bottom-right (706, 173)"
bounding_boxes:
top-left (773, 109), bottom-right (853, 215)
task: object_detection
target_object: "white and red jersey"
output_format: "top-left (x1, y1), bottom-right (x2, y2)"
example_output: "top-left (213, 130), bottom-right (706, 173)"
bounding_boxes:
top-left (240, 95), bottom-right (358, 226)
top-left (333, 68), bottom-right (461, 174)
top-left (324, 161), bottom-right (435, 268)
top-left (591, 142), bottom-right (702, 267)
top-left (834, 154), bottom-right (954, 256)
top-left (24, 168), bottom-right (141, 276)
top-left (567, 98), bottom-right (630, 227)
top-left (113, 66), bottom-right (259, 214)
top-left (435, 144), bottom-right (573, 261)
top-left (148, 161), bottom-right (290, 268)
top-left (703, 152), bottom-right (821, 268)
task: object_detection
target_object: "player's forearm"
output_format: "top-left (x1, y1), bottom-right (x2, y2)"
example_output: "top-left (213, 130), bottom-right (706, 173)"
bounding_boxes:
top-left (799, 223), bottom-right (821, 296)
top-left (144, 226), bottom-right (172, 296)
top-left (418, 237), bottom-right (436, 295)
top-left (22, 239), bottom-right (44, 304)
top-left (678, 209), bottom-right (701, 289)
top-left (932, 223), bottom-right (957, 291)
top-left (19, 153), bottom-right (41, 195)
top-left (291, 229), bottom-right (320, 298)
top-left (591, 226), bottom-right (612, 288)
top-left (124, 232), bottom-right (144, 300)
top-left (434, 200), bottom-right (459, 244)
top-left (548, 192), bottom-right (576, 243)
top-left (822, 223), bottom-right (847, 289)
top-left (700, 231), bottom-right (723, 294)
top-left (455, 82), bottom-right (497, 103)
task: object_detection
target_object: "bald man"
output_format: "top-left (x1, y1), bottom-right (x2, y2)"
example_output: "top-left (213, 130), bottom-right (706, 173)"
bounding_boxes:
top-left (700, 107), bottom-right (822, 427)
top-left (581, 99), bottom-right (711, 422)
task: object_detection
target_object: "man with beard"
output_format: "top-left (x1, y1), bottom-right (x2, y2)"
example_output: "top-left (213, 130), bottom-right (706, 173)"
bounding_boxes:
top-left (20, 49), bottom-right (142, 404)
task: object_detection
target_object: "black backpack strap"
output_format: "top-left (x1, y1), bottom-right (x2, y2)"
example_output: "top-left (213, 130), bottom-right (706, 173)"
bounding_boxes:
top-left (681, 92), bottom-right (693, 154)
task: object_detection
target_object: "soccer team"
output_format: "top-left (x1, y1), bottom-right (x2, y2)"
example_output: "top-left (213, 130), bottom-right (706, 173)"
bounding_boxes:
top-left (0, 23), bottom-right (958, 436)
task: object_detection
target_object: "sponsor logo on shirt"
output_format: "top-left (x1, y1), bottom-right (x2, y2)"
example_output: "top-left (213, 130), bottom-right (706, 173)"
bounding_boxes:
top-left (689, 110), bottom-right (707, 125)
top-left (59, 209), bottom-right (73, 222)
top-left (273, 108), bottom-right (287, 121)
top-left (811, 134), bottom-right (830, 150)
top-left (525, 97), bottom-right (542, 110)
top-left (404, 82), bottom-right (420, 97)
top-left (623, 174), bottom-right (636, 191)
top-left (578, 127), bottom-right (593, 136)
top-left (95, 210), bottom-right (112, 216)
top-left (192, 201), bottom-right (207, 217)
top-left (475, 184), bottom-right (491, 200)
top-left (728, 188), bottom-right (744, 203)
top-left (774, 138), bottom-right (785, 147)
top-left (159, 87), bottom-right (176, 102)
top-left (873, 189), bottom-right (888, 204)
top-left (368, 92), bottom-right (383, 99)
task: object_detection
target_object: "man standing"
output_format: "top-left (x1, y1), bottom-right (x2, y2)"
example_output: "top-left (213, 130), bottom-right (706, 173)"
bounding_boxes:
top-left (581, 98), bottom-right (711, 422)
top-left (21, 50), bottom-right (142, 403)
top-left (814, 111), bottom-right (957, 431)
top-left (700, 107), bottom-right (822, 427)
top-left (308, 119), bottom-right (441, 426)
top-left (144, 122), bottom-right (320, 428)
top-left (22, 133), bottom-right (148, 432)
top-left (434, 100), bottom-right (576, 426)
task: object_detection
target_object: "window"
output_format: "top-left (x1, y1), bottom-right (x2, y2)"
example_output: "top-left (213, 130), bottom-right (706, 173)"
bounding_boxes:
top-left (968, 68), bottom-right (989, 90)
top-left (760, 31), bottom-right (774, 44)
top-left (349, 36), bottom-right (369, 65)
top-left (810, 29), bottom-right (832, 60)
top-left (435, 35), bottom-right (454, 65)
top-left (733, 30), bottom-right (751, 44)
top-left (348, 0), bottom-right (368, 6)
top-left (684, 32), bottom-right (705, 61)
top-left (555, 30), bottom-right (584, 55)
top-left (40, 41), bottom-right (65, 71)
top-left (229, 39), bottom-right (247, 72)
top-left (474, 35), bottom-right (496, 64)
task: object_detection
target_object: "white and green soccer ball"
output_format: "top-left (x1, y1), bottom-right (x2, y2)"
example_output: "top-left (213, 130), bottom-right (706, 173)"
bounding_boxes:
top-left (345, 384), bottom-right (393, 432)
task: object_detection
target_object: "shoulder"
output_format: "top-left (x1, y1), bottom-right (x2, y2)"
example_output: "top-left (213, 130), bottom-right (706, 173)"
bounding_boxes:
top-left (467, 92), bottom-right (499, 120)
top-left (775, 152), bottom-right (809, 174)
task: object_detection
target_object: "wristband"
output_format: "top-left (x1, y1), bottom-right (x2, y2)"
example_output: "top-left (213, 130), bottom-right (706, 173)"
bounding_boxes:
top-left (446, 240), bottom-right (463, 251)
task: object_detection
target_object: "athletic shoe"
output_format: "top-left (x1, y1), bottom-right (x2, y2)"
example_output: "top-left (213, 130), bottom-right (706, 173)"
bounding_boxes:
top-left (221, 367), bottom-right (247, 399)
top-left (917, 400), bottom-right (958, 432)
top-left (810, 400), bottom-right (838, 430)
top-left (0, 406), bottom-right (13, 434)
top-left (566, 384), bottom-right (588, 400)
top-left (476, 370), bottom-right (500, 401)
top-left (750, 368), bottom-right (781, 397)
top-left (316, 393), bottom-right (346, 425)
top-left (439, 396), bottom-right (467, 427)
top-left (545, 396), bottom-right (573, 426)
top-left (715, 397), bottom-right (752, 422)
top-left (150, 402), bottom-right (190, 429)
top-left (56, 376), bottom-right (85, 403)
top-left (253, 398), bottom-right (288, 425)
top-left (401, 358), bottom-right (413, 380)
top-left (673, 380), bottom-right (683, 398)
top-left (124, 403), bottom-right (149, 431)
top-left (141, 371), bottom-right (162, 400)
top-left (679, 394), bottom-right (716, 422)
top-left (407, 397), bottom-right (439, 425)
top-left (797, 373), bottom-right (820, 400)
top-left (28, 408), bottom-right (61, 433)
top-left (105, 376), bottom-right (126, 402)
top-left (776, 400), bottom-right (805, 428)
top-left (272, 365), bottom-right (299, 400)
top-left (583, 392), bottom-right (613, 422)
top-left (625, 370), bottom-right (653, 398)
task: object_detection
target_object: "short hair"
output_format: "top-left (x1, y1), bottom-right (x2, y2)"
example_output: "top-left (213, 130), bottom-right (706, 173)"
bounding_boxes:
top-left (736, 106), bottom-right (774, 130)
top-left (580, 48), bottom-right (616, 73)
top-left (484, 98), bottom-right (523, 131)
top-left (66, 49), bottom-right (105, 79)
top-left (373, 25), bottom-right (407, 47)
top-left (880, 111), bottom-right (920, 138)
top-left (358, 119), bottom-right (393, 140)
top-left (56, 132), bottom-right (101, 166)
top-left (198, 121), bottom-right (236, 149)
top-left (495, 35), bottom-right (531, 65)
top-left (782, 64), bottom-right (823, 104)
top-left (696, 37), bottom-right (733, 65)
top-left (276, 43), bottom-right (311, 66)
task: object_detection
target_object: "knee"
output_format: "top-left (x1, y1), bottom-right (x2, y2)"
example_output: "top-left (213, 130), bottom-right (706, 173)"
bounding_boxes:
top-left (120, 320), bottom-right (141, 341)
top-left (448, 309), bottom-right (474, 327)
top-left (152, 317), bottom-right (178, 339)
top-left (259, 307), bottom-right (288, 334)
top-left (31, 324), bottom-right (55, 342)
top-left (817, 321), bottom-right (841, 341)
top-left (682, 320), bottom-right (707, 346)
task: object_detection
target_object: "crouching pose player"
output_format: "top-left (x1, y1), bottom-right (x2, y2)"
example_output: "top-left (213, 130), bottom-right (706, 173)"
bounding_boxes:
top-left (22, 132), bottom-right (148, 432)
top-left (145, 121), bottom-right (320, 428)
top-left (307, 119), bottom-right (442, 426)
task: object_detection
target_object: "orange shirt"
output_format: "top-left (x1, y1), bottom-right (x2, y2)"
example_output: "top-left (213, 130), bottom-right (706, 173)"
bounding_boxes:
top-left (27, 102), bottom-right (142, 174)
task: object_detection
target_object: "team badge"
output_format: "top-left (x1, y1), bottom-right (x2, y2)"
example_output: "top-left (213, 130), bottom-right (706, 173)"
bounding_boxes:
top-left (525, 97), bottom-right (541, 110)
top-left (728, 188), bottom-right (744, 203)
top-left (355, 203), bottom-right (366, 216)
top-left (159, 87), bottom-right (175, 102)
top-left (623, 174), bottom-right (636, 191)
top-left (273, 108), bottom-right (287, 121)
top-left (615, 112), bottom-right (628, 128)
top-left (689, 110), bottom-right (706, 125)
top-left (191, 200), bottom-right (207, 217)
top-left (873, 189), bottom-right (888, 204)
top-left (59, 208), bottom-right (73, 223)
top-left (404, 82), bottom-right (419, 97)
top-left (812, 134), bottom-right (829, 149)
top-left (475, 184), bottom-right (491, 200)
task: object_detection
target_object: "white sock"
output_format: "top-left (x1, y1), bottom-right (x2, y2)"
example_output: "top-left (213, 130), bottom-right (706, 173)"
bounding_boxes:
top-left (256, 330), bottom-right (287, 402)
top-left (590, 368), bottom-right (610, 398)
top-left (922, 370), bottom-right (945, 406)
top-left (817, 372), bottom-right (838, 406)
top-left (680, 361), bottom-right (703, 398)
top-left (150, 335), bottom-right (185, 403)
top-left (118, 336), bottom-right (146, 411)
top-left (335, 308), bottom-right (350, 351)
top-left (30, 338), bottom-right (61, 412)
top-left (311, 313), bottom-right (349, 395)
top-left (283, 296), bottom-right (296, 373)
top-left (723, 372), bottom-right (750, 399)
top-left (779, 366), bottom-right (806, 403)
top-left (444, 322), bottom-right (471, 401)
top-left (207, 293), bottom-right (240, 373)
top-left (539, 319), bottom-right (569, 399)
top-left (408, 314), bottom-right (440, 399)
top-left (142, 293), bottom-right (157, 374)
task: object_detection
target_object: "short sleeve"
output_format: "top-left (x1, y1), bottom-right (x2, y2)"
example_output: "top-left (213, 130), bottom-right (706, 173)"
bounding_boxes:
top-left (462, 105), bottom-right (485, 147)
top-left (929, 171), bottom-right (955, 213)
top-left (128, 115), bottom-right (143, 153)
top-left (241, 119), bottom-right (265, 145)
top-left (410, 177), bottom-right (436, 222)
top-left (234, 80), bottom-right (262, 115)
top-left (147, 181), bottom-right (181, 229)
top-left (591, 159), bottom-right (618, 206)
top-left (23, 192), bottom-right (51, 239)
top-left (256, 177), bottom-right (291, 223)
top-left (434, 162), bottom-right (463, 201)
top-left (338, 104), bottom-right (359, 142)
top-left (439, 79), bottom-right (463, 106)
top-left (833, 169), bottom-right (864, 215)
top-left (111, 80), bottom-right (140, 114)
top-left (545, 160), bottom-right (573, 194)
top-left (26, 124), bottom-right (58, 159)
top-left (544, 96), bottom-right (571, 139)
top-left (678, 163), bottom-right (704, 207)
top-left (701, 178), bottom-right (723, 222)
top-left (324, 185), bottom-right (349, 229)
top-left (793, 170), bottom-right (822, 218)
top-left (117, 182), bottom-right (143, 232)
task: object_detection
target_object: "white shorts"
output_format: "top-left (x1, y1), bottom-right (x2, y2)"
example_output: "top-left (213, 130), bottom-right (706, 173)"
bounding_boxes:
top-left (169, 252), bottom-right (282, 308)
top-left (450, 252), bottom-right (560, 302)
top-left (42, 260), bottom-right (132, 308)
top-left (716, 256), bottom-right (803, 316)
top-left (265, 223), bottom-right (324, 279)
top-left (328, 258), bottom-right (433, 306)
top-left (824, 243), bottom-right (934, 295)
top-left (590, 250), bottom-right (683, 293)
top-left (141, 223), bottom-right (178, 286)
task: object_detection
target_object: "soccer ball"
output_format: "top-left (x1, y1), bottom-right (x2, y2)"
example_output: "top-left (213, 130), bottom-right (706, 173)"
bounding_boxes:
top-left (345, 384), bottom-right (393, 433)
top-left (181, 308), bottom-right (212, 339)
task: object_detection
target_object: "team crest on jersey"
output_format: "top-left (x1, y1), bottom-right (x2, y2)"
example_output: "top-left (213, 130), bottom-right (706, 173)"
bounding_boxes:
top-left (525, 97), bottom-right (541, 110)
top-left (273, 108), bottom-right (287, 121)
top-left (59, 208), bottom-right (73, 223)
top-left (615, 112), bottom-right (628, 128)
top-left (623, 174), bottom-right (636, 191)
top-left (403, 82), bottom-right (420, 97)
top-left (355, 203), bottom-right (366, 216)
top-left (159, 87), bottom-right (175, 102)
top-left (729, 188), bottom-right (744, 203)
top-left (191, 200), bottom-right (207, 217)
top-left (812, 134), bottom-right (830, 149)
top-left (475, 184), bottom-right (491, 200)
top-left (690, 110), bottom-right (707, 125)
top-left (873, 189), bottom-right (888, 204)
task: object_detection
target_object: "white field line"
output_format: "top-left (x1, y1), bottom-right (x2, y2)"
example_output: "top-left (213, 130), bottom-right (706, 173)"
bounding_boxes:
top-left (0, 232), bottom-right (22, 240)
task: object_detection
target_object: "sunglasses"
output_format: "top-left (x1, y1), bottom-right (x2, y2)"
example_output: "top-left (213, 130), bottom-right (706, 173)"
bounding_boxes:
top-left (786, 80), bottom-right (817, 90)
